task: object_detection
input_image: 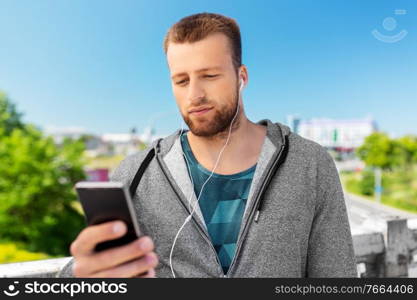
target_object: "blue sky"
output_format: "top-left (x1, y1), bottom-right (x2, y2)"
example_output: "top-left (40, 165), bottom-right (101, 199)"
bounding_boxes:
top-left (0, 0), bottom-right (416, 137)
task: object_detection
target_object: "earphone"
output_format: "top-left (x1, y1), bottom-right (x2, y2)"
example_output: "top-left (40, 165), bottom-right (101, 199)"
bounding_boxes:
top-left (170, 75), bottom-right (245, 278)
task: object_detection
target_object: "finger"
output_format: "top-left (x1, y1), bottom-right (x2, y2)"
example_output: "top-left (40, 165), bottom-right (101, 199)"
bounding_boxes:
top-left (89, 253), bottom-right (159, 278)
top-left (70, 221), bottom-right (126, 256)
top-left (137, 268), bottom-right (156, 278)
top-left (76, 236), bottom-right (155, 275)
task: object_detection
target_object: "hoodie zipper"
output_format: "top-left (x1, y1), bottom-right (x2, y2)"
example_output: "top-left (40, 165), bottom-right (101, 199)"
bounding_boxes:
top-left (154, 144), bottom-right (225, 277)
top-left (225, 140), bottom-right (287, 278)
top-left (154, 134), bottom-right (287, 278)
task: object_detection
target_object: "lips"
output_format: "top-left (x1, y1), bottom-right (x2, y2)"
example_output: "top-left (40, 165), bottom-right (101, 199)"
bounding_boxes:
top-left (189, 107), bottom-right (213, 115)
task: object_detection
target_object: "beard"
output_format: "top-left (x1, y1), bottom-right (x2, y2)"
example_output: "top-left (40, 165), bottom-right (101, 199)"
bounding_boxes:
top-left (182, 85), bottom-right (240, 138)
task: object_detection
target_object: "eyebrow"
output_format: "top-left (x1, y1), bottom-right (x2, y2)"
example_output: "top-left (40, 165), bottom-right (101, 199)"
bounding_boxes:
top-left (171, 66), bottom-right (223, 79)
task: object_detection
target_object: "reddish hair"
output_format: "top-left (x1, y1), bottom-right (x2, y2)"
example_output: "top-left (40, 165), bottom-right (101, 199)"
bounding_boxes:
top-left (163, 12), bottom-right (242, 70)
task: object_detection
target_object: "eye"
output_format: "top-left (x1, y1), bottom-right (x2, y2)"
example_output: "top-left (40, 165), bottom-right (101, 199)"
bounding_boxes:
top-left (204, 74), bottom-right (218, 78)
top-left (175, 79), bottom-right (188, 85)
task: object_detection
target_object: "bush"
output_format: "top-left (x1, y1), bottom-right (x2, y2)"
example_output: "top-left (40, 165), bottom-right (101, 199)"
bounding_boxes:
top-left (0, 93), bottom-right (86, 257)
top-left (358, 169), bottom-right (375, 196)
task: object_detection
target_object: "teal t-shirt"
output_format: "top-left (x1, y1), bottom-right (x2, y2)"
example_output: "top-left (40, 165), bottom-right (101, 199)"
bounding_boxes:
top-left (180, 132), bottom-right (256, 274)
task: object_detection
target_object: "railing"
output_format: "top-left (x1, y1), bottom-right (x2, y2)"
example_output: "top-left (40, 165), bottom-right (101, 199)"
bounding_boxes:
top-left (354, 218), bottom-right (417, 278)
top-left (1, 219), bottom-right (416, 278)
top-left (0, 257), bottom-right (72, 278)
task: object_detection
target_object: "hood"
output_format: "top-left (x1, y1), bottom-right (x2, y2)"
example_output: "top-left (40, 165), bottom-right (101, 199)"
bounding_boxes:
top-left (152, 119), bottom-right (291, 157)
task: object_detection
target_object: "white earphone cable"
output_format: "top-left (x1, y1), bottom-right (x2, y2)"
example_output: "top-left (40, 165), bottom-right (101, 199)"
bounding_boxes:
top-left (169, 78), bottom-right (244, 278)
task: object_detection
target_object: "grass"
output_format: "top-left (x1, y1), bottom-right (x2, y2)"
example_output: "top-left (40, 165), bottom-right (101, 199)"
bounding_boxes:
top-left (340, 166), bottom-right (417, 214)
top-left (84, 154), bottom-right (125, 170)
top-left (0, 242), bottom-right (52, 264)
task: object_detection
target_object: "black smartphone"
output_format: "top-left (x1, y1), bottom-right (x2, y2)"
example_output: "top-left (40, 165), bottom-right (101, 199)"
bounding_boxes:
top-left (75, 181), bottom-right (142, 252)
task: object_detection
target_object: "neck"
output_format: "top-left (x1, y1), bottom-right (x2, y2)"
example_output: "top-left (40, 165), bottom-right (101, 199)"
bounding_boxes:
top-left (185, 113), bottom-right (267, 174)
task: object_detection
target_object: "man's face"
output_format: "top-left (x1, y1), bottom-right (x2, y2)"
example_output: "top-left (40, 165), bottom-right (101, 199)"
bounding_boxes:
top-left (167, 33), bottom-right (240, 137)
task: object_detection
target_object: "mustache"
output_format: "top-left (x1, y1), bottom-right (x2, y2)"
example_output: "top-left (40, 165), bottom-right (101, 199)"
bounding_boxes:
top-left (187, 98), bottom-right (212, 112)
top-left (190, 97), bottom-right (210, 106)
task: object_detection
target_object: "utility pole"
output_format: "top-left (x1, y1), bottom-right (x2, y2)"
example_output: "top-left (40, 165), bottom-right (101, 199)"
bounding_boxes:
top-left (374, 167), bottom-right (382, 203)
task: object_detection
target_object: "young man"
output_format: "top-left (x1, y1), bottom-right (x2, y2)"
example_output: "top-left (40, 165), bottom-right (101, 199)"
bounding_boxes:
top-left (59, 13), bottom-right (357, 278)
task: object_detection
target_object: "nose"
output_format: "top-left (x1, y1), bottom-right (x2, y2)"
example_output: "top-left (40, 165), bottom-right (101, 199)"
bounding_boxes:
top-left (187, 80), bottom-right (205, 105)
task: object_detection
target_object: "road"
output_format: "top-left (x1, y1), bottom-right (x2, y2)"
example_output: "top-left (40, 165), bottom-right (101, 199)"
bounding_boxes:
top-left (345, 192), bottom-right (417, 235)
top-left (344, 192), bottom-right (417, 277)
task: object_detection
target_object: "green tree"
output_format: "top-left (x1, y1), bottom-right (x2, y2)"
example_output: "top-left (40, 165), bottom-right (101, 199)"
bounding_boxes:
top-left (358, 168), bottom-right (375, 196)
top-left (0, 91), bottom-right (25, 135)
top-left (395, 135), bottom-right (417, 166)
top-left (389, 136), bottom-right (417, 184)
top-left (356, 132), bottom-right (392, 169)
top-left (357, 132), bottom-right (417, 170)
top-left (0, 93), bottom-right (86, 256)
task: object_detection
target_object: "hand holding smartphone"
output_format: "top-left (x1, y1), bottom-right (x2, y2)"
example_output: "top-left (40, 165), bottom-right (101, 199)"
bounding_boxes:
top-left (75, 181), bottom-right (142, 252)
top-left (70, 181), bottom-right (158, 277)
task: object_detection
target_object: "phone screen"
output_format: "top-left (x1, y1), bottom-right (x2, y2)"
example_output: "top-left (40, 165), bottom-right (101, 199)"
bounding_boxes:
top-left (75, 182), bottom-right (142, 252)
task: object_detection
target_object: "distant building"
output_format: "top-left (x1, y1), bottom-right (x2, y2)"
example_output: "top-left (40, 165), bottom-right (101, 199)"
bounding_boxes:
top-left (140, 126), bottom-right (156, 144)
top-left (295, 117), bottom-right (377, 151)
top-left (286, 115), bottom-right (301, 134)
top-left (86, 168), bottom-right (109, 181)
top-left (139, 126), bottom-right (166, 144)
top-left (46, 126), bottom-right (86, 144)
top-left (47, 126), bottom-right (163, 157)
top-left (83, 136), bottom-right (114, 157)
top-left (101, 131), bottom-right (142, 156)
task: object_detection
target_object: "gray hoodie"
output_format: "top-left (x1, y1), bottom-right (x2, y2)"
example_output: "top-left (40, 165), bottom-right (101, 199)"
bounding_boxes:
top-left (58, 119), bottom-right (358, 278)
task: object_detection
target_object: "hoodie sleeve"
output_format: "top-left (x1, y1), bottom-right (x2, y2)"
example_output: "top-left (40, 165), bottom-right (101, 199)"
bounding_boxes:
top-left (56, 257), bottom-right (75, 278)
top-left (306, 147), bottom-right (358, 277)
